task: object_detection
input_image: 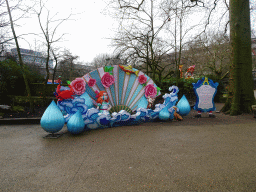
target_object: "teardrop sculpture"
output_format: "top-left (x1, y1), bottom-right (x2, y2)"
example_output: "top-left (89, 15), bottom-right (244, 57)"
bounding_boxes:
top-left (176, 95), bottom-right (191, 116)
top-left (159, 107), bottom-right (170, 121)
top-left (67, 111), bottom-right (85, 134)
top-left (40, 100), bottom-right (65, 133)
top-left (80, 92), bottom-right (94, 109)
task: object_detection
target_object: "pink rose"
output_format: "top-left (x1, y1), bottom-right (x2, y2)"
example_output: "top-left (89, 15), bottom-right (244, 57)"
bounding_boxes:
top-left (138, 74), bottom-right (147, 84)
top-left (144, 84), bottom-right (157, 98)
top-left (70, 78), bottom-right (86, 95)
top-left (88, 78), bottom-right (96, 87)
top-left (101, 72), bottom-right (115, 88)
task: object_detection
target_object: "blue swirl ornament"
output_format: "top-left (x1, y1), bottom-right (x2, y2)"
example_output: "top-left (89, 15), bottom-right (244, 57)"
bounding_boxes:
top-left (176, 95), bottom-right (191, 116)
top-left (40, 100), bottom-right (65, 133)
top-left (67, 111), bottom-right (85, 134)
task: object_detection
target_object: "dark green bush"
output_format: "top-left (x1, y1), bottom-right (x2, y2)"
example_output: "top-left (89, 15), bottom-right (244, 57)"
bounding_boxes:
top-left (8, 95), bottom-right (57, 108)
top-left (0, 59), bottom-right (44, 99)
top-left (30, 83), bottom-right (59, 96)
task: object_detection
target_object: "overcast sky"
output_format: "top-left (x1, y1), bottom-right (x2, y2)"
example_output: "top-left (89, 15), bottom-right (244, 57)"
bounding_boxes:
top-left (9, 0), bottom-right (256, 64)
top-left (15, 0), bottom-right (115, 64)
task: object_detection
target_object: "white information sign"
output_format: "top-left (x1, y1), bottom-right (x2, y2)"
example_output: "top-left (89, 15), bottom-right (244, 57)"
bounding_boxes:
top-left (195, 85), bottom-right (216, 110)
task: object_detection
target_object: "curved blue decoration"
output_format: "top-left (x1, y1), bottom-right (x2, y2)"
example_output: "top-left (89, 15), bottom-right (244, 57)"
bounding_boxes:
top-left (67, 111), bottom-right (85, 134)
top-left (41, 85), bottom-right (186, 134)
top-left (80, 92), bottom-right (94, 109)
top-left (58, 97), bottom-right (88, 122)
top-left (192, 77), bottom-right (219, 112)
top-left (176, 95), bottom-right (191, 116)
top-left (40, 100), bottom-right (65, 133)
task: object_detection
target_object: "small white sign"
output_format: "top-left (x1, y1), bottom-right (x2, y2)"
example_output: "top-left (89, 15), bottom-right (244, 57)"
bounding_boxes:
top-left (196, 85), bottom-right (216, 110)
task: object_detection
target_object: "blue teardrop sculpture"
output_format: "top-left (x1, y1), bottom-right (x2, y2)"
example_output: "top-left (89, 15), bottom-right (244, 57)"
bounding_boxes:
top-left (40, 100), bottom-right (65, 133)
top-left (80, 92), bottom-right (94, 109)
top-left (176, 95), bottom-right (191, 116)
top-left (159, 107), bottom-right (170, 121)
top-left (67, 110), bottom-right (85, 134)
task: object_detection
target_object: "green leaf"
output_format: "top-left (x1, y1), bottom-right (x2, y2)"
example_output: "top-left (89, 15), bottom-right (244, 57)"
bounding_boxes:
top-left (67, 81), bottom-right (71, 85)
top-left (109, 72), bottom-right (113, 76)
top-left (104, 66), bottom-right (114, 72)
top-left (156, 87), bottom-right (161, 95)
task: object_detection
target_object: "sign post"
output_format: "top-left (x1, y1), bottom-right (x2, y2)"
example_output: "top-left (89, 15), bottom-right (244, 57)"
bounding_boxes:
top-left (192, 77), bottom-right (219, 118)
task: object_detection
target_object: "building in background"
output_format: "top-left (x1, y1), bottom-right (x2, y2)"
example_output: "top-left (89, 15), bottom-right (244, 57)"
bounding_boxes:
top-left (10, 48), bottom-right (53, 69)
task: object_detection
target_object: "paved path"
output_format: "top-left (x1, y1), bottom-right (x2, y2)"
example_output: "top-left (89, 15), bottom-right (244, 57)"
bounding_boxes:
top-left (1, 104), bottom-right (256, 191)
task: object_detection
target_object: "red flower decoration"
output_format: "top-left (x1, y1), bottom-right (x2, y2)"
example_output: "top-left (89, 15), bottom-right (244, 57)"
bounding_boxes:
top-left (95, 90), bottom-right (99, 98)
top-left (144, 84), bottom-right (157, 98)
top-left (88, 78), bottom-right (96, 87)
top-left (101, 72), bottom-right (115, 88)
top-left (138, 74), bottom-right (147, 84)
top-left (70, 78), bottom-right (86, 95)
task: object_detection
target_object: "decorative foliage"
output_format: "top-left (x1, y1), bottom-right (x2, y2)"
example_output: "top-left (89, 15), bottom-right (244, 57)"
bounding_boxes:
top-left (101, 72), bottom-right (115, 88)
top-left (138, 74), bottom-right (147, 85)
top-left (104, 66), bottom-right (114, 75)
top-left (144, 84), bottom-right (157, 98)
top-left (156, 87), bottom-right (161, 95)
top-left (71, 78), bottom-right (86, 95)
top-left (88, 78), bottom-right (96, 87)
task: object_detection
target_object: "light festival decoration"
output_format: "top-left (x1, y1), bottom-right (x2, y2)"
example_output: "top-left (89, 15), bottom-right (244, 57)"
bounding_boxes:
top-left (192, 77), bottom-right (219, 117)
top-left (40, 66), bottom-right (191, 135)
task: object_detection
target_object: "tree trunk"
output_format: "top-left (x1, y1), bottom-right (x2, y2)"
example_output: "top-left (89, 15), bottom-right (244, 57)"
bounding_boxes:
top-left (5, 0), bottom-right (34, 112)
top-left (222, 0), bottom-right (255, 115)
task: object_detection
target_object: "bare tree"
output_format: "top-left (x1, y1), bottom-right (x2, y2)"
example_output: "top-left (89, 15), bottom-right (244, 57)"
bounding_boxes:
top-left (163, 0), bottom-right (204, 83)
top-left (91, 53), bottom-right (112, 69)
top-left (190, 0), bottom-right (255, 115)
top-left (182, 32), bottom-right (231, 79)
top-left (51, 47), bottom-right (63, 84)
top-left (33, 0), bottom-right (71, 91)
top-left (4, 0), bottom-right (33, 111)
top-left (110, 0), bottom-right (173, 82)
top-left (57, 49), bottom-right (81, 82)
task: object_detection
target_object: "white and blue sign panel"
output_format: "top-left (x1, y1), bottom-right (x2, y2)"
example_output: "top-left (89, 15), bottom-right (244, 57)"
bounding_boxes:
top-left (192, 77), bottom-right (219, 112)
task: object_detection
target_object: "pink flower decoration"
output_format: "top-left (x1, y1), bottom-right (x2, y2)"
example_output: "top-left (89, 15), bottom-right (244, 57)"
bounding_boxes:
top-left (70, 78), bottom-right (86, 95)
top-left (144, 84), bottom-right (157, 98)
top-left (88, 78), bottom-right (96, 87)
top-left (101, 72), bottom-right (115, 88)
top-left (138, 74), bottom-right (147, 84)
top-left (95, 90), bottom-right (99, 98)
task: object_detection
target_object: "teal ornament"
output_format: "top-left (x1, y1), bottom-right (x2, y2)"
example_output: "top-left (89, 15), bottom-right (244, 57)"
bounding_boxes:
top-left (136, 96), bottom-right (148, 110)
top-left (67, 111), bottom-right (85, 134)
top-left (159, 107), bottom-right (170, 121)
top-left (80, 92), bottom-right (94, 109)
top-left (176, 95), bottom-right (191, 116)
top-left (40, 100), bottom-right (65, 133)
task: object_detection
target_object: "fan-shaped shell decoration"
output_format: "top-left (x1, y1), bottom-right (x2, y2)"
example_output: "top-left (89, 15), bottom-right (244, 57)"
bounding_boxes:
top-left (82, 65), bottom-right (161, 113)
